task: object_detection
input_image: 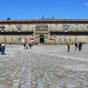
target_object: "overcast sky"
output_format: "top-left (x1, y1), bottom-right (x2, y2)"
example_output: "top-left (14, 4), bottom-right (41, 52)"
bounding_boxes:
top-left (0, 0), bottom-right (88, 20)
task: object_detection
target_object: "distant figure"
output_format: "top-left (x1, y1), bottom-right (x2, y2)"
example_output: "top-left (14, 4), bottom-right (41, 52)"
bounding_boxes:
top-left (67, 42), bottom-right (70, 52)
top-left (26, 43), bottom-right (29, 49)
top-left (75, 42), bottom-right (79, 51)
top-left (79, 42), bottom-right (83, 51)
top-left (0, 43), bottom-right (1, 54)
top-left (1, 43), bottom-right (6, 55)
top-left (29, 43), bottom-right (33, 49)
top-left (23, 43), bottom-right (26, 49)
top-left (38, 43), bottom-right (40, 46)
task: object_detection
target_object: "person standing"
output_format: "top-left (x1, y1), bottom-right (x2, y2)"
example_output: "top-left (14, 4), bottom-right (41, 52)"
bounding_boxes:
top-left (67, 42), bottom-right (70, 52)
top-left (0, 43), bottom-right (1, 54)
top-left (26, 43), bottom-right (29, 49)
top-left (29, 43), bottom-right (33, 49)
top-left (75, 42), bottom-right (79, 51)
top-left (1, 43), bottom-right (6, 55)
top-left (23, 43), bottom-right (26, 49)
top-left (79, 42), bottom-right (83, 51)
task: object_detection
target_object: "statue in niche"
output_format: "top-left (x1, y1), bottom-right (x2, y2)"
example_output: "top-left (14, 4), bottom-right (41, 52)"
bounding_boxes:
top-left (16, 24), bottom-right (22, 32)
top-left (0, 26), bottom-right (5, 32)
top-left (63, 24), bottom-right (69, 32)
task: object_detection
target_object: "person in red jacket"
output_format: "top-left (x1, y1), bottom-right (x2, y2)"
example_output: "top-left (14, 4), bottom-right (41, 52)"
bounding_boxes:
top-left (67, 42), bottom-right (70, 52)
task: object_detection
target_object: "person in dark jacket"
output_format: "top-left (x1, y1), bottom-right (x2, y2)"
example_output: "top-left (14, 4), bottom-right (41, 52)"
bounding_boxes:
top-left (1, 43), bottom-right (5, 55)
top-left (29, 43), bottom-right (33, 49)
top-left (75, 42), bottom-right (79, 51)
top-left (79, 42), bottom-right (83, 51)
top-left (0, 43), bottom-right (1, 54)
top-left (23, 43), bottom-right (26, 49)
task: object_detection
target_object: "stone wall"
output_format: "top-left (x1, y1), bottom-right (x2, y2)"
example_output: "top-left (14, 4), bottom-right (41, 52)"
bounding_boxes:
top-left (0, 23), bottom-right (88, 44)
top-left (0, 23), bottom-right (88, 32)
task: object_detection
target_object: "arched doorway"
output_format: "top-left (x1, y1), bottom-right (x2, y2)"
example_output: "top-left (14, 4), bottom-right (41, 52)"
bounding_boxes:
top-left (39, 35), bottom-right (44, 44)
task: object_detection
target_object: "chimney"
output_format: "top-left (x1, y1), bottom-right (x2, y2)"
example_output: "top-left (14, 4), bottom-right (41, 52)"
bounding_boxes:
top-left (7, 17), bottom-right (10, 20)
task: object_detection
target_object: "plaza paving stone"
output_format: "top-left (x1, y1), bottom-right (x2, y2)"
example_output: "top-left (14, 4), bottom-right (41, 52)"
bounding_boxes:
top-left (0, 44), bottom-right (88, 88)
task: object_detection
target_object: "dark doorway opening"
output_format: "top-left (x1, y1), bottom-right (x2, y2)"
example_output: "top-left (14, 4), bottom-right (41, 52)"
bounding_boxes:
top-left (40, 35), bottom-right (44, 44)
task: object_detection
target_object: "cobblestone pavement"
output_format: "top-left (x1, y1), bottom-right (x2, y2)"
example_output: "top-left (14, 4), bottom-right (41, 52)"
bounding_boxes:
top-left (0, 44), bottom-right (88, 88)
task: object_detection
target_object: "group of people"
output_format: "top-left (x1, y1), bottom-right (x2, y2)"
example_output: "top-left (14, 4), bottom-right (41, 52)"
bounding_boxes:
top-left (75, 42), bottom-right (83, 51)
top-left (0, 42), bottom-right (5, 55)
top-left (23, 43), bottom-right (33, 49)
top-left (0, 41), bottom-right (84, 54)
top-left (67, 41), bottom-right (83, 52)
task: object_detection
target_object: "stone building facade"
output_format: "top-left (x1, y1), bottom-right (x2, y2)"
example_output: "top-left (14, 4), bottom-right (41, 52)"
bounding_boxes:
top-left (0, 18), bottom-right (88, 44)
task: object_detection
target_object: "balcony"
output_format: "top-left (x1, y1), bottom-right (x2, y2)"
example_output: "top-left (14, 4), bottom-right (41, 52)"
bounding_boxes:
top-left (50, 31), bottom-right (88, 35)
top-left (0, 31), bottom-right (33, 35)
